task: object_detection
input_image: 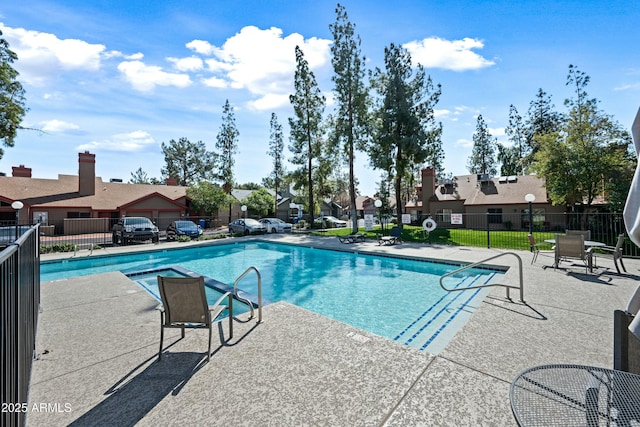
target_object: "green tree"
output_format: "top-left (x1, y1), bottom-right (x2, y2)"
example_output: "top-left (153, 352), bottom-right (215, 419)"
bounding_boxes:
top-left (216, 99), bottom-right (239, 222)
top-left (524, 88), bottom-right (563, 169)
top-left (532, 65), bottom-right (633, 209)
top-left (186, 181), bottom-right (231, 216)
top-left (497, 144), bottom-right (520, 176)
top-left (504, 104), bottom-right (528, 174)
top-left (371, 43), bottom-right (442, 216)
top-left (289, 45), bottom-right (325, 225)
top-left (466, 115), bottom-right (497, 175)
top-left (161, 137), bottom-right (217, 186)
top-left (267, 112), bottom-right (286, 212)
top-left (0, 30), bottom-right (27, 159)
top-left (242, 188), bottom-right (275, 216)
top-left (329, 3), bottom-right (370, 230)
top-left (129, 167), bottom-right (151, 184)
top-left (236, 182), bottom-right (261, 190)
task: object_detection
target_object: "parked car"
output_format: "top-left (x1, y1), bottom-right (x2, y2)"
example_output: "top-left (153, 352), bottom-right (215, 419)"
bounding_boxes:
top-left (112, 217), bottom-right (159, 245)
top-left (0, 225), bottom-right (31, 247)
top-left (259, 218), bottom-right (293, 233)
top-left (229, 218), bottom-right (266, 235)
top-left (314, 215), bottom-right (348, 228)
top-left (166, 220), bottom-right (203, 241)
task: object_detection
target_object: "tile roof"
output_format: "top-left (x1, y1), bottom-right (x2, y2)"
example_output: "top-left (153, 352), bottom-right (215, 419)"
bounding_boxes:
top-left (431, 174), bottom-right (548, 205)
top-left (0, 174), bottom-right (187, 210)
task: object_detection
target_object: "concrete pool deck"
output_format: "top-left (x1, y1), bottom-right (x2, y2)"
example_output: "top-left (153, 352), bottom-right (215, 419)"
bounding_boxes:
top-left (28, 234), bottom-right (640, 426)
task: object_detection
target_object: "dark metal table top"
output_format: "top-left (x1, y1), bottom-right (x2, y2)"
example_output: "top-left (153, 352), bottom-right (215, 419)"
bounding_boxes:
top-left (510, 364), bottom-right (640, 426)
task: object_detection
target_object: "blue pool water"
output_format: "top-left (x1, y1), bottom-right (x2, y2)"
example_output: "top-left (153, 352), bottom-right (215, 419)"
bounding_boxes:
top-left (42, 241), bottom-right (504, 353)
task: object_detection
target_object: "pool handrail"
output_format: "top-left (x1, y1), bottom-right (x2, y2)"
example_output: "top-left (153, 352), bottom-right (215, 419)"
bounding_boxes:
top-left (439, 252), bottom-right (524, 302)
top-left (234, 266), bottom-right (263, 323)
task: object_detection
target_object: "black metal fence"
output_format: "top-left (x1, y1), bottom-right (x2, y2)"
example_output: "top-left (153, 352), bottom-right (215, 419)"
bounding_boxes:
top-left (1, 225), bottom-right (41, 427)
top-left (411, 211), bottom-right (639, 257)
top-left (13, 212), bottom-right (640, 257)
top-left (38, 216), bottom-right (224, 252)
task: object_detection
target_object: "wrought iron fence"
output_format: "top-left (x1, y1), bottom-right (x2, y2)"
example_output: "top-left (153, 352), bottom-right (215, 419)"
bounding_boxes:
top-left (17, 211), bottom-right (640, 257)
top-left (413, 211), bottom-right (639, 257)
top-left (38, 216), bottom-right (224, 252)
top-left (1, 224), bottom-right (40, 427)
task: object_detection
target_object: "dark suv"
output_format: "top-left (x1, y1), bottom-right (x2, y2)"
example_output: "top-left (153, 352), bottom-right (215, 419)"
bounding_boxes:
top-left (112, 217), bottom-right (159, 245)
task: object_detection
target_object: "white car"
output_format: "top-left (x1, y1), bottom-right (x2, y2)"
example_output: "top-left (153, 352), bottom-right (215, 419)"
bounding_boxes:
top-left (314, 215), bottom-right (348, 228)
top-left (259, 218), bottom-right (293, 233)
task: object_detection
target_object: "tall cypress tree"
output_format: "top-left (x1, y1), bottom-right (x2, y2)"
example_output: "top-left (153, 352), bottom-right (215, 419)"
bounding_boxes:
top-left (329, 3), bottom-right (369, 230)
top-left (467, 115), bottom-right (498, 175)
top-left (371, 43), bottom-right (442, 218)
top-left (216, 99), bottom-right (239, 223)
top-left (267, 112), bottom-right (285, 213)
top-left (289, 45), bottom-right (325, 225)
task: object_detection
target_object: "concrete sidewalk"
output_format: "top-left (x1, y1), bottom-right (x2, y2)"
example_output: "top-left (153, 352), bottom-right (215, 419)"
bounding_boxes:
top-left (27, 235), bottom-right (640, 426)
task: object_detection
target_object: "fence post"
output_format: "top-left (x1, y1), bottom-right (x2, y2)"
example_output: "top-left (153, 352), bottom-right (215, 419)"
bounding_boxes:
top-left (486, 212), bottom-right (491, 248)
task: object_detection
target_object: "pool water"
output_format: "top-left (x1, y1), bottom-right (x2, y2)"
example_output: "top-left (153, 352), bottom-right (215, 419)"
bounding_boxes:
top-left (42, 241), bottom-right (503, 354)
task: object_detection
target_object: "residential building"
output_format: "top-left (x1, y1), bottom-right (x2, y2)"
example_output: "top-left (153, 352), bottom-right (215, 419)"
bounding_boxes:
top-left (0, 151), bottom-right (191, 234)
top-left (407, 167), bottom-right (566, 230)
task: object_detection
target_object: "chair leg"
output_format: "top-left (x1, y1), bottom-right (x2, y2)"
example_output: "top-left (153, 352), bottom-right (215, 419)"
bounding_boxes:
top-left (617, 256), bottom-right (627, 273)
top-left (158, 312), bottom-right (164, 360)
top-left (207, 325), bottom-right (212, 362)
top-left (228, 299), bottom-right (233, 339)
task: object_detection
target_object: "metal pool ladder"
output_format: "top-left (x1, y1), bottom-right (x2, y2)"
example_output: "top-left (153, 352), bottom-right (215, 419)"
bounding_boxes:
top-left (439, 252), bottom-right (524, 302)
top-left (234, 266), bottom-right (263, 323)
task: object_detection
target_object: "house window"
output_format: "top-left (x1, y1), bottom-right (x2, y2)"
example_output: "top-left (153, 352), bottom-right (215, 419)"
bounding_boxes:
top-left (487, 208), bottom-right (502, 224)
top-left (436, 209), bottom-right (452, 222)
top-left (522, 208), bottom-right (546, 229)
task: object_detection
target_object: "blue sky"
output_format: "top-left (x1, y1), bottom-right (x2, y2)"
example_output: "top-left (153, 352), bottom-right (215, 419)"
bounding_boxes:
top-left (1, 0), bottom-right (639, 197)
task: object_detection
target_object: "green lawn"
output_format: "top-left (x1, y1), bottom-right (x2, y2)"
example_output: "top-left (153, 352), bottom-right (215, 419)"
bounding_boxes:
top-left (312, 225), bottom-right (556, 251)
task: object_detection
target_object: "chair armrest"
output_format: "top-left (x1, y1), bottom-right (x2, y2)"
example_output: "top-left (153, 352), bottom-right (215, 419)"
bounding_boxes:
top-left (597, 246), bottom-right (617, 253)
top-left (156, 304), bottom-right (164, 312)
top-left (209, 291), bottom-right (232, 309)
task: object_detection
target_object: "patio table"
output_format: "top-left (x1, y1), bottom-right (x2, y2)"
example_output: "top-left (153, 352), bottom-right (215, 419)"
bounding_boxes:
top-left (544, 239), bottom-right (607, 248)
top-left (510, 364), bottom-right (640, 426)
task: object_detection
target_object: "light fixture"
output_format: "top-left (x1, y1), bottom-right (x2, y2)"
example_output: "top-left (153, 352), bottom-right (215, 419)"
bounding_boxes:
top-left (374, 199), bottom-right (382, 208)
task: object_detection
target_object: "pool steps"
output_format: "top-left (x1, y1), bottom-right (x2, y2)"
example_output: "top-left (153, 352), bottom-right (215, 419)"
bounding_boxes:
top-left (397, 273), bottom-right (497, 353)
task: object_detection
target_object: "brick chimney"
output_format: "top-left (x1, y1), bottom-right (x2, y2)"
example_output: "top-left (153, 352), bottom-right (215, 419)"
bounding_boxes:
top-left (422, 167), bottom-right (437, 199)
top-left (78, 151), bottom-right (96, 196)
top-left (12, 165), bottom-right (32, 178)
top-left (165, 177), bottom-right (178, 186)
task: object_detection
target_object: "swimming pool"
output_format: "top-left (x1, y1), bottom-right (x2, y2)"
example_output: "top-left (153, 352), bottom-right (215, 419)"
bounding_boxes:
top-left (41, 241), bottom-right (504, 354)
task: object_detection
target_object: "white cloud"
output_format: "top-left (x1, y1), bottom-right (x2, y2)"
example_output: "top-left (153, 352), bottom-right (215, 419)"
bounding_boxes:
top-left (614, 82), bottom-right (640, 91)
top-left (186, 39), bottom-right (217, 55)
top-left (456, 138), bottom-right (474, 148)
top-left (117, 60), bottom-right (192, 92)
top-left (488, 127), bottom-right (505, 137)
top-left (190, 26), bottom-right (332, 110)
top-left (202, 76), bottom-right (228, 88)
top-left (167, 56), bottom-right (204, 72)
top-left (404, 37), bottom-right (495, 71)
top-left (104, 50), bottom-right (144, 60)
top-left (1, 24), bottom-right (105, 85)
top-left (434, 109), bottom-right (451, 119)
top-left (40, 119), bottom-right (81, 134)
top-left (247, 93), bottom-right (291, 111)
top-left (77, 130), bottom-right (156, 152)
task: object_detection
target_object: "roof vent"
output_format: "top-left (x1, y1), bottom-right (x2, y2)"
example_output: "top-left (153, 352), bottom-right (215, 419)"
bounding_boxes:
top-left (110, 178), bottom-right (123, 183)
top-left (477, 173), bottom-right (491, 182)
top-left (507, 176), bottom-right (517, 183)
